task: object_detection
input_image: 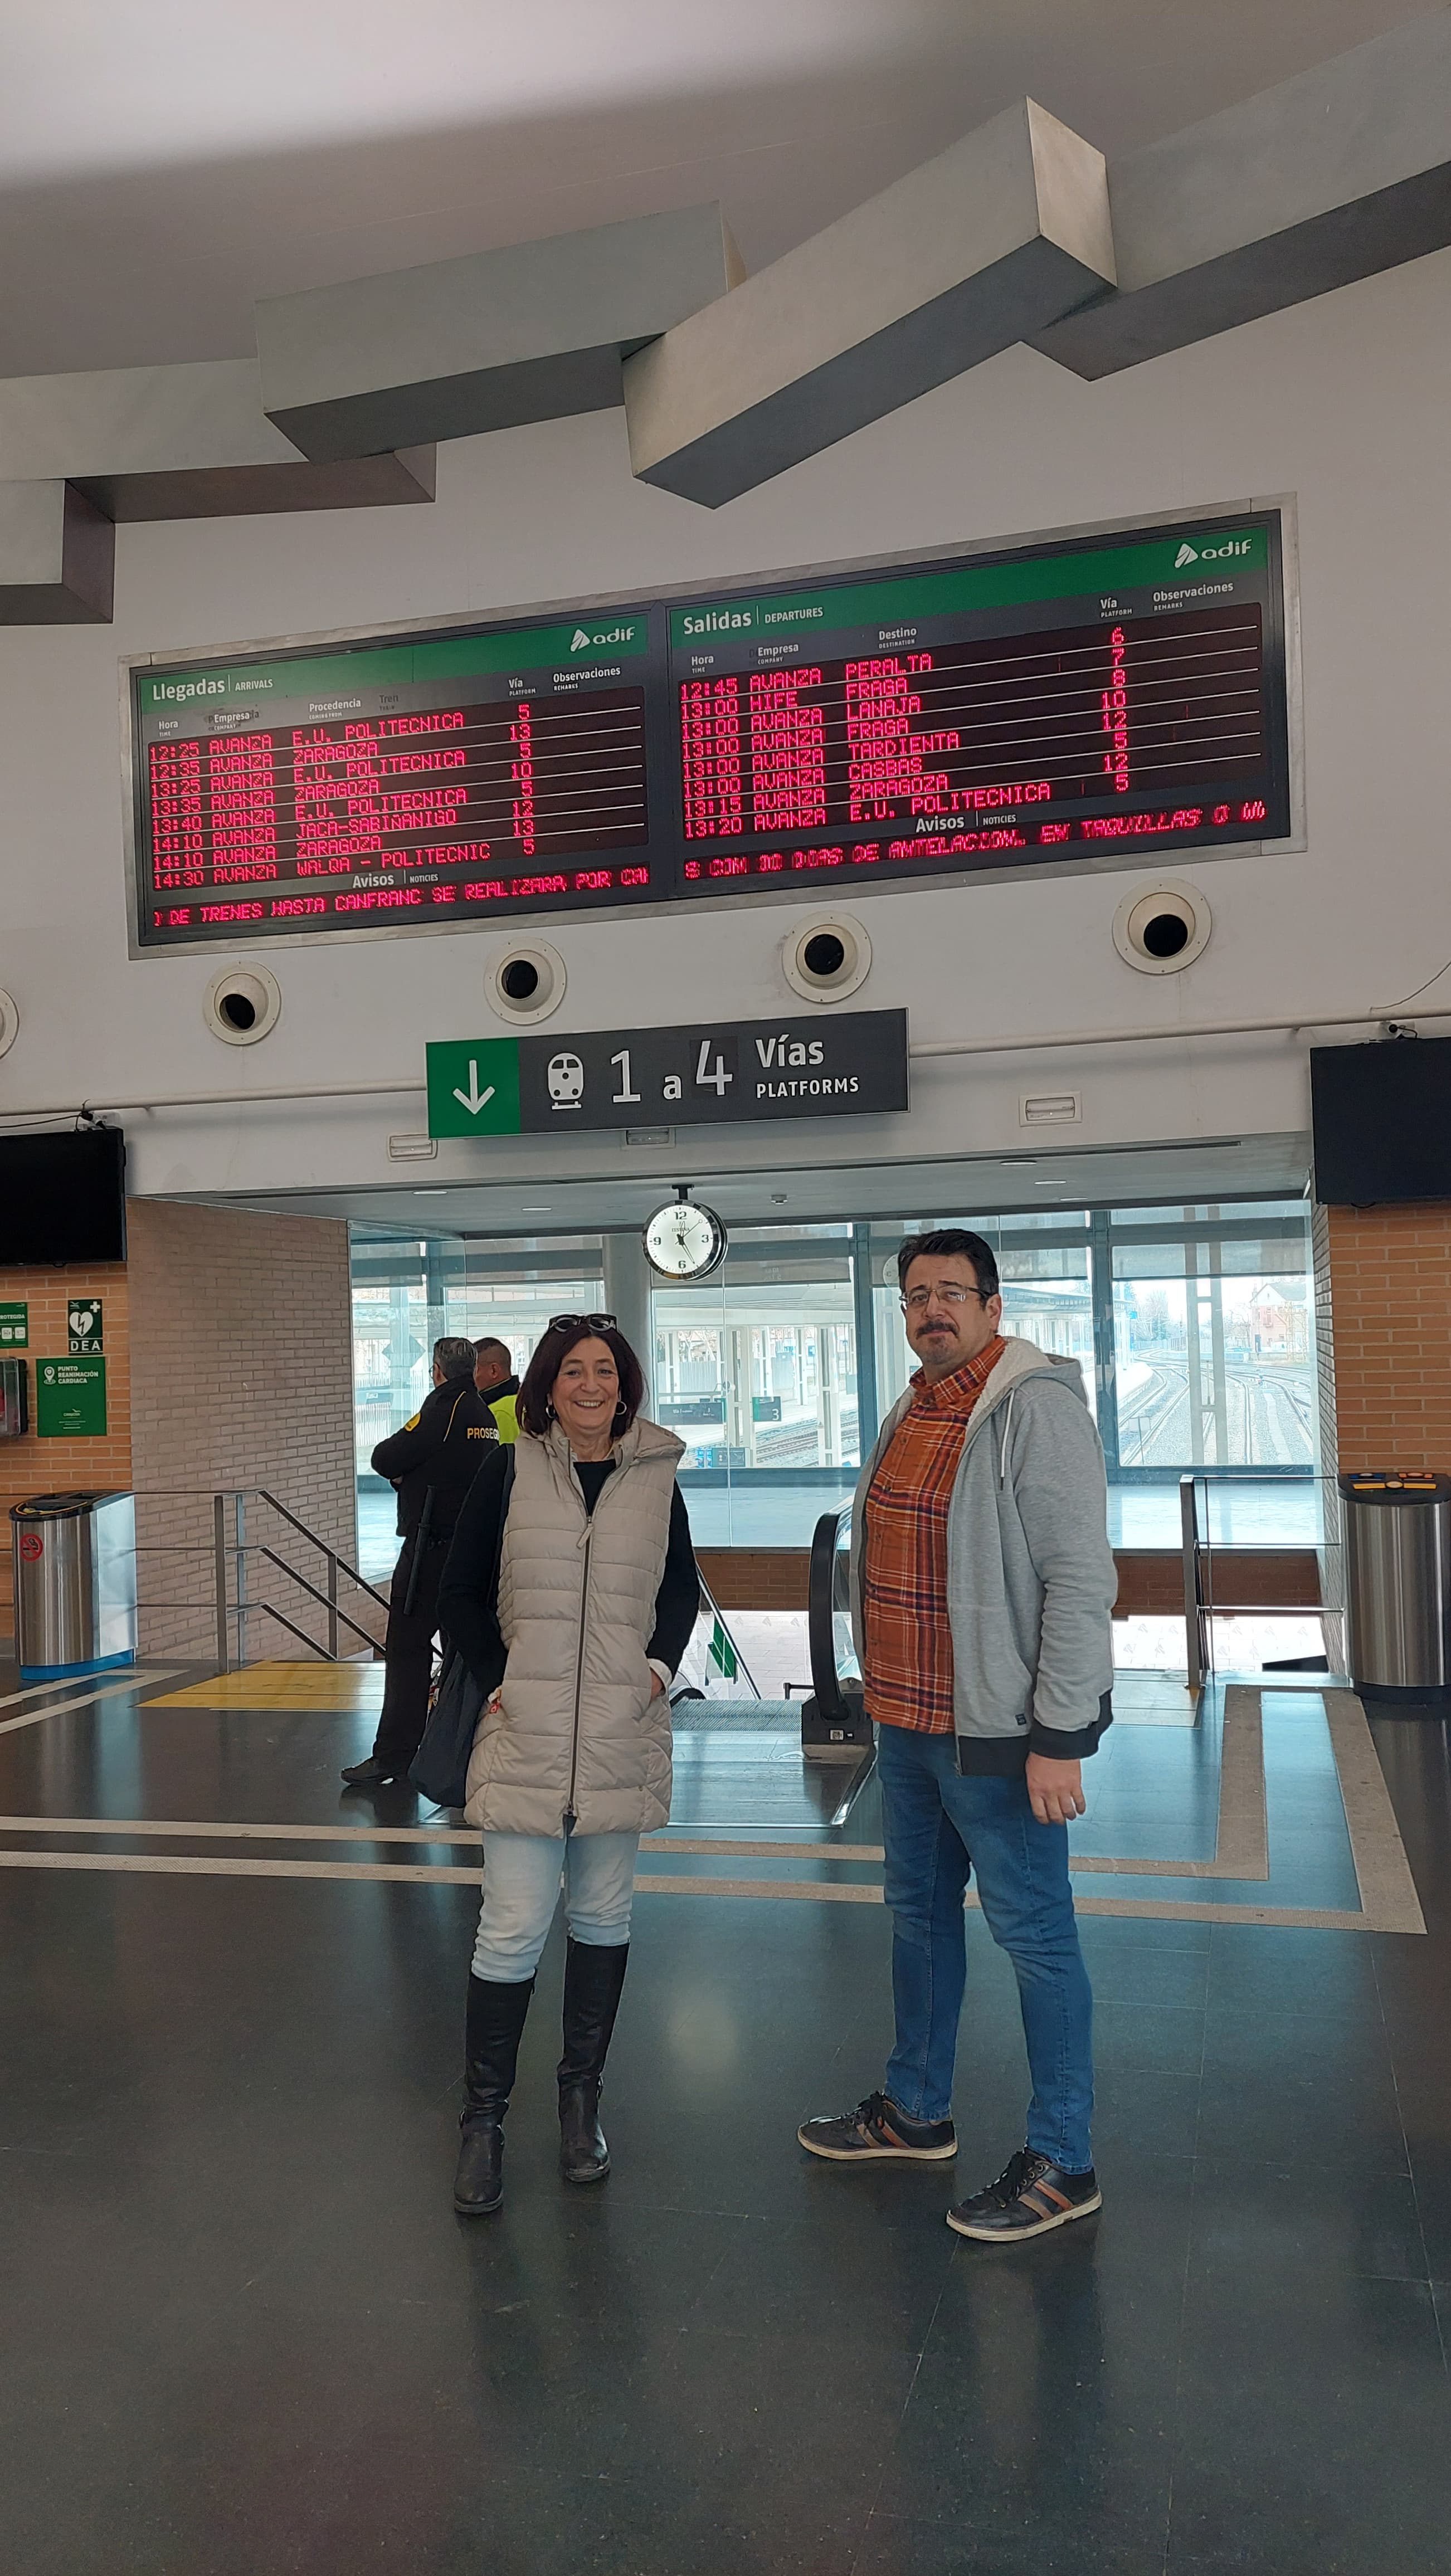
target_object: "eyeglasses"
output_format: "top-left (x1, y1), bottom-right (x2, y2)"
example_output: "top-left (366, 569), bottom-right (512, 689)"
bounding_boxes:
top-left (900, 1286), bottom-right (991, 1314)
top-left (548, 1312), bottom-right (618, 1333)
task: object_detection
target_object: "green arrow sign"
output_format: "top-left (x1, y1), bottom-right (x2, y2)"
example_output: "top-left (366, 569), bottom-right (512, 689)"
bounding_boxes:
top-left (425, 1038), bottom-right (522, 1139)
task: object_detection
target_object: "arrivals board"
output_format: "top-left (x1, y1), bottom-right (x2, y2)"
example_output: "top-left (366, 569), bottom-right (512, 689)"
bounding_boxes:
top-left (126, 510), bottom-right (1292, 950)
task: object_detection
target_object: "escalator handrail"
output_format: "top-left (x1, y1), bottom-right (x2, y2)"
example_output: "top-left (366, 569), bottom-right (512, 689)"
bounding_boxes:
top-left (807, 1504), bottom-right (855, 1721)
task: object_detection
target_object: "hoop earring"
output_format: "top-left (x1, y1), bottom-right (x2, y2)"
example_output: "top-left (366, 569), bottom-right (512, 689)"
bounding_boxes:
top-left (612, 1399), bottom-right (628, 1427)
top-left (546, 1401), bottom-right (556, 1421)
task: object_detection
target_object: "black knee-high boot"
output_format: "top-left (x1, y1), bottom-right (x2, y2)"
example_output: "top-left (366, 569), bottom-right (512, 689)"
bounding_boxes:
top-left (557, 1939), bottom-right (629, 2184)
top-left (454, 1973), bottom-right (534, 2216)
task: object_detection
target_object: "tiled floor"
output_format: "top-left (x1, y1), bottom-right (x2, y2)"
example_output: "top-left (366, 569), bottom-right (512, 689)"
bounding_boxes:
top-left (0, 1657), bottom-right (1448, 2572)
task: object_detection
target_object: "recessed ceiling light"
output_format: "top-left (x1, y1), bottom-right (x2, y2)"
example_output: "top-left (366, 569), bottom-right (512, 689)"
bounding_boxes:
top-left (522, 1204), bottom-right (552, 1213)
top-left (415, 1187), bottom-right (447, 1195)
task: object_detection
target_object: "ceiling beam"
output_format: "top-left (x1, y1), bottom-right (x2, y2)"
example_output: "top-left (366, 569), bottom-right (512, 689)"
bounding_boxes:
top-left (255, 204), bottom-right (743, 465)
top-left (622, 100), bottom-right (1115, 508)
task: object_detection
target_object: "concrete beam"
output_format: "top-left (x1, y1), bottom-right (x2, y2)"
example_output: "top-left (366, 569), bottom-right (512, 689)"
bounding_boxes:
top-left (74, 448), bottom-right (436, 524)
top-left (1033, 11), bottom-right (1451, 377)
top-left (622, 100), bottom-right (1114, 508)
top-left (255, 204), bottom-right (744, 465)
top-left (0, 483), bottom-right (113, 623)
top-left (0, 359), bottom-right (436, 521)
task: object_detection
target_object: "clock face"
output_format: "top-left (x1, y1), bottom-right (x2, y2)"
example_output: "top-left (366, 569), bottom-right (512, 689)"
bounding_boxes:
top-left (642, 1199), bottom-right (727, 1280)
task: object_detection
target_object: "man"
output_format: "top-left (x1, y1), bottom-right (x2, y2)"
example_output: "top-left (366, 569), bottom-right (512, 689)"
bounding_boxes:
top-left (342, 1336), bottom-right (498, 1789)
top-left (473, 1336), bottom-right (521, 1443)
top-left (798, 1228), bottom-right (1116, 2242)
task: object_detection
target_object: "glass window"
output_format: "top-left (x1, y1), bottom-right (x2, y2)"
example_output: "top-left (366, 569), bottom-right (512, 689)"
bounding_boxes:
top-left (654, 1226), bottom-right (860, 1546)
top-left (349, 1190), bottom-right (1318, 1563)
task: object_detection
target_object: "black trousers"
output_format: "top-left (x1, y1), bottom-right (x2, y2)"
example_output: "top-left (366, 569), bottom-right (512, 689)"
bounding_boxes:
top-left (372, 1534), bottom-right (449, 1768)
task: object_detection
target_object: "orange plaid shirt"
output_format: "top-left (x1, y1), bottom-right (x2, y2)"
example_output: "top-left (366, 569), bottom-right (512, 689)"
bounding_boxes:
top-left (861, 1337), bottom-right (1006, 1735)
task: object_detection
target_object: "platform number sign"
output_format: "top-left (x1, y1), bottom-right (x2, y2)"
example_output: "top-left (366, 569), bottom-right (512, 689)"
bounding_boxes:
top-left (67, 1299), bottom-right (103, 1354)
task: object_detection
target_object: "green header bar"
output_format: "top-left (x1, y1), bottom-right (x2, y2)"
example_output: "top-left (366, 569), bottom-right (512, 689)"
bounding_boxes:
top-left (669, 527), bottom-right (1269, 648)
top-left (139, 612), bottom-right (648, 714)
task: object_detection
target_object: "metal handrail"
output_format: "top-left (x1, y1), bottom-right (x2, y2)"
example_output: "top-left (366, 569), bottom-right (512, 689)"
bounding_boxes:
top-left (693, 1567), bottom-right (761, 1699)
top-left (131, 1485), bottom-right (388, 1670)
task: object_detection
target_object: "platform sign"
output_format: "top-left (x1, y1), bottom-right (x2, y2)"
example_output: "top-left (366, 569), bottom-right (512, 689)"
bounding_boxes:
top-left (423, 1038), bottom-right (523, 1140)
top-left (37, 1357), bottom-right (107, 1437)
top-left (426, 1009), bottom-right (909, 1138)
top-left (67, 1297), bottom-right (103, 1353)
top-left (0, 1301), bottom-right (28, 1348)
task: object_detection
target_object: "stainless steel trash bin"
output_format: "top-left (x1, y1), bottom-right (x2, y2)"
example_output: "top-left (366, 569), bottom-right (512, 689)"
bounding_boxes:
top-left (11, 1490), bottom-right (137, 1681)
top-left (1340, 1470), bottom-right (1451, 1701)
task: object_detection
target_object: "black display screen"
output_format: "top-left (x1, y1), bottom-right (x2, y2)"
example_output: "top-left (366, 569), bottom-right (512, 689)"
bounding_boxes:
top-left (1311, 1039), bottom-right (1451, 1207)
top-left (129, 511), bottom-right (1292, 949)
top-left (0, 1129), bottom-right (126, 1263)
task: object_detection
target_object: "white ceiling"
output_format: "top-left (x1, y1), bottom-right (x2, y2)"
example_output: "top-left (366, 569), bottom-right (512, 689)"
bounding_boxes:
top-left (0, 1), bottom-right (1429, 374)
top-left (206, 1132), bottom-right (1311, 1242)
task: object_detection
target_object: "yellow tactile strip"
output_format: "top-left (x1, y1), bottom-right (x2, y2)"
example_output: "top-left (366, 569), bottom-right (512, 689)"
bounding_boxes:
top-left (144, 1661), bottom-right (383, 1711)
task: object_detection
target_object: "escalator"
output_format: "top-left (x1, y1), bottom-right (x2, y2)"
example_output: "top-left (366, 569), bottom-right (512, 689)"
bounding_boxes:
top-left (800, 1504), bottom-right (875, 1767)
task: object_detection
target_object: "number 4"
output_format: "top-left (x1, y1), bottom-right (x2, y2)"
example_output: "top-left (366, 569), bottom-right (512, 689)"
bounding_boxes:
top-left (695, 1038), bottom-right (732, 1096)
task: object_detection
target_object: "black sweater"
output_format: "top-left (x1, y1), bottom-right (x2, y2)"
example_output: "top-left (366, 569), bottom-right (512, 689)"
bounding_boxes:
top-left (437, 1442), bottom-right (699, 1695)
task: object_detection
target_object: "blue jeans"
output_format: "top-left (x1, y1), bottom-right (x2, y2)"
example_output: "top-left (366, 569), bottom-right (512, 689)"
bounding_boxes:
top-left (471, 1828), bottom-right (639, 1982)
top-left (876, 1721), bottom-right (1094, 2171)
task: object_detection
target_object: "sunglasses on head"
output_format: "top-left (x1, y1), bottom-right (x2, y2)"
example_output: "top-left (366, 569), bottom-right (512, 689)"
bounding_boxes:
top-left (547, 1312), bottom-right (618, 1334)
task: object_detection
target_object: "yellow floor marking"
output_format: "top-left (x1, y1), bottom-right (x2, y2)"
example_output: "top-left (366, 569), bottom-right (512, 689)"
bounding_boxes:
top-left (144, 1661), bottom-right (383, 1710)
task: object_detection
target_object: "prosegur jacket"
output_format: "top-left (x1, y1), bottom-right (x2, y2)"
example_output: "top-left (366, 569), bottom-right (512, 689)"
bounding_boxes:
top-left (371, 1375), bottom-right (498, 1543)
top-left (850, 1337), bottom-right (1117, 1765)
top-left (452, 1416), bottom-right (689, 1837)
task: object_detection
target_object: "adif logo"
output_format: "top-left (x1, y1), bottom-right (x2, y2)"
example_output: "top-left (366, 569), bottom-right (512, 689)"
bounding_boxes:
top-left (569, 622), bottom-right (636, 652)
top-left (1175, 535), bottom-right (1254, 570)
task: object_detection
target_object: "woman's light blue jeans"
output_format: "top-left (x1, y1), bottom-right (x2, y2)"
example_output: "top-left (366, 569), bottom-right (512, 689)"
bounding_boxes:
top-left (471, 1828), bottom-right (639, 1981)
top-left (876, 1720), bottom-right (1095, 2171)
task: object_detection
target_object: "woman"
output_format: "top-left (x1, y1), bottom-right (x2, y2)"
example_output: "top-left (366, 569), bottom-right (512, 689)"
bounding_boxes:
top-left (437, 1311), bottom-right (698, 2217)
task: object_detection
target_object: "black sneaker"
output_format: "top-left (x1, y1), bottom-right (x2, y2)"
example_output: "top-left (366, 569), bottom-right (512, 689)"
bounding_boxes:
top-left (947, 2146), bottom-right (1101, 2242)
top-left (797, 2091), bottom-right (957, 2163)
top-left (340, 1755), bottom-right (408, 1787)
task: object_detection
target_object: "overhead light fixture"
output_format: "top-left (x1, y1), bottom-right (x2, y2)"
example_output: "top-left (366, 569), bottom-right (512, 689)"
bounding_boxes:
top-left (522, 1204), bottom-right (552, 1213)
top-left (415, 1187), bottom-right (447, 1195)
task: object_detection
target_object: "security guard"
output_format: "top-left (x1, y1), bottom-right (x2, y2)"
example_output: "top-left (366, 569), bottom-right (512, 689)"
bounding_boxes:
top-left (342, 1336), bottom-right (497, 1788)
top-left (473, 1336), bottom-right (522, 1442)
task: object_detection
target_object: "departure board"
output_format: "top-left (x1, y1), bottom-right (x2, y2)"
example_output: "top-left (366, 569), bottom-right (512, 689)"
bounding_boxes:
top-left (128, 511), bottom-right (1292, 950)
top-left (668, 524), bottom-right (1288, 892)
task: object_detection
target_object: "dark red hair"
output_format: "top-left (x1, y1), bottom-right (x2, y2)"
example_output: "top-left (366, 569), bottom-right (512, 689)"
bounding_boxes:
top-left (518, 1320), bottom-right (646, 1439)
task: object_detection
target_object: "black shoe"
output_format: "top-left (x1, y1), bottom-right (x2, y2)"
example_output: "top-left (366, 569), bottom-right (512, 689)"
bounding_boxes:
top-left (559, 2082), bottom-right (610, 2185)
top-left (557, 1939), bottom-right (628, 2185)
top-left (453, 2118), bottom-right (504, 2216)
top-left (453, 1973), bottom-right (534, 2217)
top-left (946, 2146), bottom-right (1102, 2242)
top-left (797, 2091), bottom-right (958, 2163)
top-left (340, 1754), bottom-right (408, 1787)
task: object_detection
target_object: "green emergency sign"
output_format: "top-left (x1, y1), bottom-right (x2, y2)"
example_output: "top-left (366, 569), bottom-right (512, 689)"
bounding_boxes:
top-left (37, 1357), bottom-right (108, 1437)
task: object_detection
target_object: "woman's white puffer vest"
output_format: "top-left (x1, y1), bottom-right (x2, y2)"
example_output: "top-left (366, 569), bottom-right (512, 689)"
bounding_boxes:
top-left (462, 1414), bottom-right (686, 1838)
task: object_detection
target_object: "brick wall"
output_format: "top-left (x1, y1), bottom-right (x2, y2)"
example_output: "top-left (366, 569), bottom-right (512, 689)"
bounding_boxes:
top-left (1311, 1200), bottom-right (1345, 1666)
top-left (0, 1263), bottom-right (132, 1635)
top-left (1316, 1201), bottom-right (1451, 1470)
top-left (126, 1201), bottom-right (376, 1661)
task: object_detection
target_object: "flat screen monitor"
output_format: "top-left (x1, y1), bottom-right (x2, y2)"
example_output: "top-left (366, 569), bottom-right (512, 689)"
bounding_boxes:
top-left (1311, 1039), bottom-right (1451, 1206)
top-left (0, 1128), bottom-right (126, 1263)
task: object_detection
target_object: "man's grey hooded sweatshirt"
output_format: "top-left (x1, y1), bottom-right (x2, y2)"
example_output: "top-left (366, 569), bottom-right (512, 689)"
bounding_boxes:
top-left (850, 1336), bottom-right (1117, 1770)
